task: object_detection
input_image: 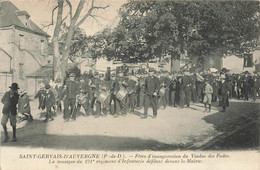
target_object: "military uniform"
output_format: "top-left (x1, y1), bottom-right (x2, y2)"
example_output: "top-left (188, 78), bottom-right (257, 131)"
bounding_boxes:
top-left (63, 73), bottom-right (80, 121)
top-left (143, 69), bottom-right (160, 118)
top-left (76, 79), bottom-right (91, 116)
top-left (169, 77), bottom-right (177, 107)
top-left (182, 74), bottom-right (192, 107)
top-left (137, 76), bottom-right (145, 109)
top-left (95, 74), bottom-right (110, 117)
top-left (127, 77), bottom-right (138, 113)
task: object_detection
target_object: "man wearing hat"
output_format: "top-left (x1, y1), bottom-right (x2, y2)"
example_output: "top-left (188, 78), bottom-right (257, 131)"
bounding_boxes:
top-left (1, 83), bottom-right (20, 142)
top-left (35, 83), bottom-right (46, 110)
top-left (43, 84), bottom-right (55, 122)
top-left (142, 68), bottom-right (160, 118)
top-left (64, 73), bottom-right (80, 121)
top-left (219, 75), bottom-right (231, 112)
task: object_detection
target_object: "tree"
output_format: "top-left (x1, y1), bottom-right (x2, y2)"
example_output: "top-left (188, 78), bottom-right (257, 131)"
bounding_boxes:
top-left (51, 0), bottom-right (109, 83)
top-left (91, 1), bottom-right (260, 70)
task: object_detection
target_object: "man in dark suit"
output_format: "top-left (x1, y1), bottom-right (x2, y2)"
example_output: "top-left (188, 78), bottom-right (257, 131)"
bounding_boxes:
top-left (64, 73), bottom-right (80, 121)
top-left (182, 72), bottom-right (192, 107)
top-left (220, 75), bottom-right (231, 112)
top-left (142, 68), bottom-right (160, 119)
top-left (1, 83), bottom-right (19, 142)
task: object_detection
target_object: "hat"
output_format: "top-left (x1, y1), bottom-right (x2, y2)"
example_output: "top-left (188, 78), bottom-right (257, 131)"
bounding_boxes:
top-left (9, 83), bottom-right (19, 90)
top-left (45, 84), bottom-right (51, 89)
top-left (69, 73), bottom-right (76, 77)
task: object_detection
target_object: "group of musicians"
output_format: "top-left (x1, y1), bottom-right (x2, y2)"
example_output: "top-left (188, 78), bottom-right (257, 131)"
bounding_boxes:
top-left (38, 67), bottom-right (260, 122)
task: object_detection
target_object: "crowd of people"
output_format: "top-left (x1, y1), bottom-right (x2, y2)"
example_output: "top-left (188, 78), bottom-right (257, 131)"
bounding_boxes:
top-left (34, 67), bottom-right (260, 122)
top-left (1, 66), bottom-right (260, 143)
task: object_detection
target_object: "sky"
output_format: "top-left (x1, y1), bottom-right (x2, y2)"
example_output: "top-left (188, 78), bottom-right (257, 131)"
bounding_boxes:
top-left (5, 0), bottom-right (127, 36)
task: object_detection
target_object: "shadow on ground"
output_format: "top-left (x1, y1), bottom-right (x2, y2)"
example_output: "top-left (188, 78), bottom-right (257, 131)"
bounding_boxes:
top-left (201, 101), bottom-right (260, 150)
top-left (1, 119), bottom-right (179, 151)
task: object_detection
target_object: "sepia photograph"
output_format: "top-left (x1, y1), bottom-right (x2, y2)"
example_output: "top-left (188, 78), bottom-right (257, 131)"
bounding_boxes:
top-left (0, 0), bottom-right (260, 169)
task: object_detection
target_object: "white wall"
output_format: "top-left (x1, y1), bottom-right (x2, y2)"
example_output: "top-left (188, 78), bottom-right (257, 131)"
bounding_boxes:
top-left (223, 55), bottom-right (244, 70)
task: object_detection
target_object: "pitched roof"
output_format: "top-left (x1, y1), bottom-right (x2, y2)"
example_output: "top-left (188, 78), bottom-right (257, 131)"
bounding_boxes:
top-left (0, 1), bottom-right (50, 37)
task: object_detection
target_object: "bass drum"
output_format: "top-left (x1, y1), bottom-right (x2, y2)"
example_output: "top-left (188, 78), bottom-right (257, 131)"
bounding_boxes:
top-left (116, 89), bottom-right (128, 101)
top-left (97, 92), bottom-right (110, 104)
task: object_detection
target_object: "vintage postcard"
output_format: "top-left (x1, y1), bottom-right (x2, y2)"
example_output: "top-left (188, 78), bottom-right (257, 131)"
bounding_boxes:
top-left (0, 0), bottom-right (259, 169)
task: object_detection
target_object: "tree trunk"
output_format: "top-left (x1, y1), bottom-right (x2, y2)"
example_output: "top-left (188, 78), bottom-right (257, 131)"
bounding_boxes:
top-left (53, 0), bottom-right (64, 83)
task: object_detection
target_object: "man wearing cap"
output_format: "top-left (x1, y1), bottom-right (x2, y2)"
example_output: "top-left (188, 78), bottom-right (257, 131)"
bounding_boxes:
top-left (142, 68), bottom-right (160, 118)
top-left (64, 73), bottom-right (80, 121)
top-left (1, 83), bottom-right (19, 142)
top-left (169, 74), bottom-right (178, 107)
top-left (203, 79), bottom-right (213, 112)
top-left (95, 73), bottom-right (110, 117)
top-left (127, 76), bottom-right (138, 114)
top-left (77, 78), bottom-right (91, 116)
top-left (136, 74), bottom-right (145, 109)
top-left (108, 73), bottom-right (121, 116)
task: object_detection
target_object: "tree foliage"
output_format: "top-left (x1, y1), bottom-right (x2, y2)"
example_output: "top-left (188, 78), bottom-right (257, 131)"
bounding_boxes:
top-left (88, 1), bottom-right (260, 63)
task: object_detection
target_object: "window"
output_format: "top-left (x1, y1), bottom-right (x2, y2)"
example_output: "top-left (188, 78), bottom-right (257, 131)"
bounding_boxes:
top-left (244, 54), bottom-right (253, 67)
top-left (41, 40), bottom-right (45, 55)
top-left (19, 34), bottom-right (25, 49)
top-left (19, 63), bottom-right (24, 79)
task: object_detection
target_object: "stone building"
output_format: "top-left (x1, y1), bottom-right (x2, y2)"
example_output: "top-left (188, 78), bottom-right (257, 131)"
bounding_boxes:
top-left (0, 1), bottom-right (50, 94)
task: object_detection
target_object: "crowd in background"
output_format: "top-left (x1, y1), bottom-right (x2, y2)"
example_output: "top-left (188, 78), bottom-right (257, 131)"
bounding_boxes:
top-left (30, 67), bottom-right (260, 122)
top-left (1, 66), bottom-right (260, 143)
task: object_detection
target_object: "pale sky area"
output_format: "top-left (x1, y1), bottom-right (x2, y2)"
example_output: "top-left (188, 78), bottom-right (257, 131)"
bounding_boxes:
top-left (5, 0), bottom-right (127, 36)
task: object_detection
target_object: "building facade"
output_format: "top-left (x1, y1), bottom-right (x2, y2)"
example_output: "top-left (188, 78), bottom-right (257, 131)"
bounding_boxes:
top-left (0, 1), bottom-right (50, 94)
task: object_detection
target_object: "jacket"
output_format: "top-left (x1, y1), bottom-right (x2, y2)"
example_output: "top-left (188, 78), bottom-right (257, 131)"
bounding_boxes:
top-left (1, 91), bottom-right (19, 115)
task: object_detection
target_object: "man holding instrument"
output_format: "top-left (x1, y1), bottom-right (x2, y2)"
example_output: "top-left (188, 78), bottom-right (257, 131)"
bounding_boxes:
top-left (142, 68), bottom-right (160, 119)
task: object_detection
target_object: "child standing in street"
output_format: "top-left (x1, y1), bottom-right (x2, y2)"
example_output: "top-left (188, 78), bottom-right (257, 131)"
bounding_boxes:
top-left (203, 79), bottom-right (213, 113)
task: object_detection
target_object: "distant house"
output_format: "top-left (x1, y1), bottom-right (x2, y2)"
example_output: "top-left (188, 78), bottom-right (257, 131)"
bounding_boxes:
top-left (222, 50), bottom-right (260, 73)
top-left (201, 48), bottom-right (260, 73)
top-left (0, 1), bottom-right (50, 94)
